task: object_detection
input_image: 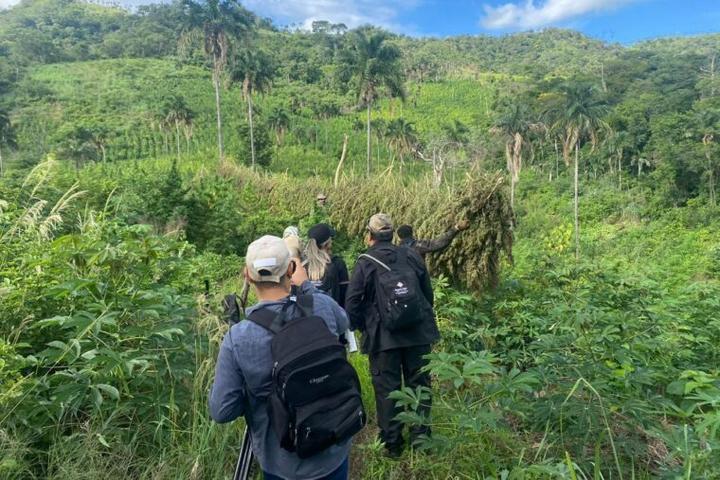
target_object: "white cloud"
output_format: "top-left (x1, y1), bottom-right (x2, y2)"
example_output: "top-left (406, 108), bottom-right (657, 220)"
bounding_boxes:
top-left (0, 0), bottom-right (21, 9)
top-left (0, 0), bottom-right (423, 34)
top-left (244, 0), bottom-right (421, 32)
top-left (481, 0), bottom-right (638, 30)
top-left (0, 0), bottom-right (156, 10)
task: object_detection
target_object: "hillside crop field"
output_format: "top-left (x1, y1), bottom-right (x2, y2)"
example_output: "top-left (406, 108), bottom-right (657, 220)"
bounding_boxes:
top-left (1, 1), bottom-right (719, 479)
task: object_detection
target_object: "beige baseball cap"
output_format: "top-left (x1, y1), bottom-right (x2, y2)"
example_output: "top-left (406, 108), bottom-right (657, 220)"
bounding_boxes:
top-left (245, 235), bottom-right (291, 283)
top-left (368, 213), bottom-right (393, 233)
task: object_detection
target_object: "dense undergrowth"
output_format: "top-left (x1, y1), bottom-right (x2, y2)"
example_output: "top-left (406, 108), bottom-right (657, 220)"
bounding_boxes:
top-left (1, 156), bottom-right (718, 479)
top-left (1, 1), bottom-right (719, 477)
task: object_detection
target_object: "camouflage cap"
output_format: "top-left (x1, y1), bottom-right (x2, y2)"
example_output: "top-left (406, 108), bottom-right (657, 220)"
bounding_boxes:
top-left (367, 213), bottom-right (393, 233)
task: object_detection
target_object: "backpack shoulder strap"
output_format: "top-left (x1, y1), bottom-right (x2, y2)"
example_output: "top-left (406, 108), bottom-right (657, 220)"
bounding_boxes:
top-left (295, 294), bottom-right (314, 317)
top-left (247, 308), bottom-right (283, 334)
top-left (359, 253), bottom-right (392, 272)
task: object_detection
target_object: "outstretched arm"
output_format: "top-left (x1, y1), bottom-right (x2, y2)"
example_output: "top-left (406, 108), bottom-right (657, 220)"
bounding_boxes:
top-left (415, 226), bottom-right (459, 255)
top-left (415, 219), bottom-right (470, 256)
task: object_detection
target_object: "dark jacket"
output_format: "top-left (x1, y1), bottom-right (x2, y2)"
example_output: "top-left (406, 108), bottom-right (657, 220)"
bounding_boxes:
top-left (345, 241), bottom-right (439, 354)
top-left (400, 226), bottom-right (460, 259)
top-left (312, 255), bottom-right (349, 309)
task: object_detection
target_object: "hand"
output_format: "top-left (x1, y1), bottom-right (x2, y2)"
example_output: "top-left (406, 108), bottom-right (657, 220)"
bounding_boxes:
top-left (455, 219), bottom-right (470, 231)
top-left (290, 258), bottom-right (308, 286)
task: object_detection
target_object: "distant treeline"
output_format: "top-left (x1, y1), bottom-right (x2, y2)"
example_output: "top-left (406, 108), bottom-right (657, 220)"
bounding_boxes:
top-left (0, 0), bottom-right (718, 208)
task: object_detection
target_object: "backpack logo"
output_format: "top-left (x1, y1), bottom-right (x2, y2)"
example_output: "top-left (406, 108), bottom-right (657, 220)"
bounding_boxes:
top-left (394, 281), bottom-right (409, 296)
top-left (309, 374), bottom-right (330, 385)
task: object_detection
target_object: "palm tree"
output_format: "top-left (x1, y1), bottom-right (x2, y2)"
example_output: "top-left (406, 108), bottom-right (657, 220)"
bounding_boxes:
top-left (442, 119), bottom-right (470, 147)
top-left (160, 95), bottom-right (195, 161)
top-left (385, 118), bottom-right (417, 170)
top-left (86, 123), bottom-right (112, 163)
top-left (182, 0), bottom-right (253, 162)
top-left (604, 129), bottom-right (628, 189)
top-left (267, 106), bottom-right (290, 145)
top-left (546, 83), bottom-right (609, 259)
top-left (491, 104), bottom-right (536, 209)
top-left (229, 49), bottom-right (274, 167)
top-left (0, 110), bottom-right (17, 177)
top-left (339, 28), bottom-right (405, 175)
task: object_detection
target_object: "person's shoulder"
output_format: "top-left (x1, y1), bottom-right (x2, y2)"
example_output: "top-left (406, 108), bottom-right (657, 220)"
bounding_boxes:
top-left (308, 292), bottom-right (344, 323)
top-left (331, 255), bottom-right (347, 265)
top-left (228, 314), bottom-right (273, 344)
top-left (404, 245), bottom-right (426, 267)
top-left (309, 290), bottom-right (338, 309)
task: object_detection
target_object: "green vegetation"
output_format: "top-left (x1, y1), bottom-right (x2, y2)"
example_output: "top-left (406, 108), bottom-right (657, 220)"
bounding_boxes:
top-left (1, 0), bottom-right (719, 479)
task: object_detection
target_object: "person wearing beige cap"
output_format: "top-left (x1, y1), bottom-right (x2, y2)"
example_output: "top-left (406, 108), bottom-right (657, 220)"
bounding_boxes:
top-left (345, 213), bottom-right (439, 458)
top-left (209, 235), bottom-right (358, 479)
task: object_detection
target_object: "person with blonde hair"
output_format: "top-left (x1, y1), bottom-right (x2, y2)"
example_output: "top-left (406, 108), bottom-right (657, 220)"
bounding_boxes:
top-left (304, 223), bottom-right (349, 308)
top-left (282, 225), bottom-right (303, 258)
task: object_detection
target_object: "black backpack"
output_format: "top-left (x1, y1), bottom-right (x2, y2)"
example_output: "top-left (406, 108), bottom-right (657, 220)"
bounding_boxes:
top-left (222, 294), bottom-right (242, 325)
top-left (248, 294), bottom-right (366, 459)
top-left (360, 249), bottom-right (424, 332)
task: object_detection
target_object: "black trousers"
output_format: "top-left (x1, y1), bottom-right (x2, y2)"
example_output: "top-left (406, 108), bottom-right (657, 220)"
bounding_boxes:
top-left (369, 344), bottom-right (432, 448)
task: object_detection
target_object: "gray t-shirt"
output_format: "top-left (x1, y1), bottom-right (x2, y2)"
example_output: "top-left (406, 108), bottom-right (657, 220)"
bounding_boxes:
top-left (209, 281), bottom-right (351, 479)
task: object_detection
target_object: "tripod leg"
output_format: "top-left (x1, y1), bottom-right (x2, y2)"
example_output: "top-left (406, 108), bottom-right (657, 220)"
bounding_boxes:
top-left (233, 427), bottom-right (253, 480)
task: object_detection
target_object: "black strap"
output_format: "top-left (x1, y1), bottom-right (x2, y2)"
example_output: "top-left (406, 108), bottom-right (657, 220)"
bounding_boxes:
top-left (296, 294), bottom-right (314, 317)
top-left (247, 295), bottom-right (314, 334)
top-left (359, 253), bottom-right (392, 272)
top-left (247, 308), bottom-right (283, 334)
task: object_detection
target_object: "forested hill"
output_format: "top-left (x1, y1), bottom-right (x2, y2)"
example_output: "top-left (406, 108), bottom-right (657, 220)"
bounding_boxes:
top-left (1, 0), bottom-right (718, 76)
top-left (1, 0), bottom-right (719, 206)
top-left (0, 1), bottom-right (614, 74)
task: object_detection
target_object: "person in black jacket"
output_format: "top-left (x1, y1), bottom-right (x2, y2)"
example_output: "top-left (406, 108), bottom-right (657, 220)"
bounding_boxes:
top-left (396, 219), bottom-right (470, 261)
top-left (345, 213), bottom-right (439, 458)
top-left (304, 223), bottom-right (350, 308)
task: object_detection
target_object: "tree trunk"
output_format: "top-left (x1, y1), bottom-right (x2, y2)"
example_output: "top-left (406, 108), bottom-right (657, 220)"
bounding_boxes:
top-left (212, 57), bottom-right (224, 162)
top-left (618, 155), bottom-right (622, 190)
top-left (574, 143), bottom-right (580, 260)
top-left (175, 120), bottom-right (181, 161)
top-left (432, 148), bottom-right (444, 188)
top-left (600, 62), bottom-right (607, 93)
top-left (0, 145), bottom-right (3, 177)
top-left (707, 149), bottom-right (717, 206)
top-left (366, 102), bottom-right (371, 176)
top-left (554, 138), bottom-right (559, 180)
top-left (248, 94), bottom-right (256, 168)
top-left (510, 175), bottom-right (516, 210)
top-left (100, 144), bottom-right (106, 163)
top-left (334, 134), bottom-right (348, 188)
top-left (376, 135), bottom-right (380, 167)
top-left (505, 141), bottom-right (514, 208)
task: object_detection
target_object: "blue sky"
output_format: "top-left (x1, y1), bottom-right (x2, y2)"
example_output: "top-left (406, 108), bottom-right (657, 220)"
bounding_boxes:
top-left (1, 0), bottom-right (718, 44)
top-left (244, 0), bottom-right (720, 44)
